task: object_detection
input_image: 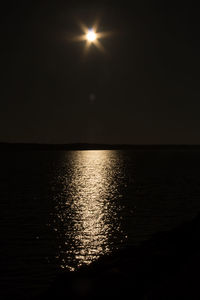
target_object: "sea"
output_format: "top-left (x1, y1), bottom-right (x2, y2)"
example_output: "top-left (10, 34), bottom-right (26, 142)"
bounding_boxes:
top-left (1, 149), bottom-right (200, 298)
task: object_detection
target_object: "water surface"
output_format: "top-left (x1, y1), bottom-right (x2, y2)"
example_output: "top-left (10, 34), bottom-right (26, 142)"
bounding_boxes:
top-left (1, 149), bottom-right (200, 298)
top-left (50, 150), bottom-right (127, 270)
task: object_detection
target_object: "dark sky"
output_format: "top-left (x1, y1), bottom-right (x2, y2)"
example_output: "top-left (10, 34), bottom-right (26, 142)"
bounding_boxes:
top-left (1, 1), bottom-right (200, 144)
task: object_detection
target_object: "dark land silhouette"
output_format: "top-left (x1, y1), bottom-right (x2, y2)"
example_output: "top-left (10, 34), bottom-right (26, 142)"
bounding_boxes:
top-left (1, 143), bottom-right (200, 151)
top-left (41, 212), bottom-right (200, 300)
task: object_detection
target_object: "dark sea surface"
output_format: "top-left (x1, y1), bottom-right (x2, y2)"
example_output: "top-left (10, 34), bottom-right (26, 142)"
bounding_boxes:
top-left (1, 149), bottom-right (200, 298)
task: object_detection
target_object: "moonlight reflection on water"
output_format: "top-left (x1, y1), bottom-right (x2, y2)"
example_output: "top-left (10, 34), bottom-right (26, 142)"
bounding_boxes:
top-left (51, 150), bottom-right (125, 271)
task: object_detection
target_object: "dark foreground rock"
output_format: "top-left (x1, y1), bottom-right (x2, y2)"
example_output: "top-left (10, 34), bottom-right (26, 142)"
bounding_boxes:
top-left (42, 213), bottom-right (200, 300)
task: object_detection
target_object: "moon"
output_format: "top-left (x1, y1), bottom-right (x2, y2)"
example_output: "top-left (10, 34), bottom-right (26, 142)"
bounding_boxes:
top-left (86, 29), bottom-right (97, 42)
top-left (71, 20), bottom-right (112, 53)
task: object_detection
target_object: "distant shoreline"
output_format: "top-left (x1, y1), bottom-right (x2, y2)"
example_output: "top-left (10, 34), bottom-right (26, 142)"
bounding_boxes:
top-left (1, 143), bottom-right (200, 151)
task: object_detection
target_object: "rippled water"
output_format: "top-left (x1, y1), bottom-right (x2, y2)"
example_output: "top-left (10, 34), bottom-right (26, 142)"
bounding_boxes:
top-left (1, 149), bottom-right (200, 298)
top-left (50, 151), bottom-right (124, 270)
top-left (50, 151), bottom-right (127, 270)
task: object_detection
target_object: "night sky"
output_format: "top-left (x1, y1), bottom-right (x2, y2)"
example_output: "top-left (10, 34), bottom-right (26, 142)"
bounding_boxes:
top-left (1, 1), bottom-right (200, 144)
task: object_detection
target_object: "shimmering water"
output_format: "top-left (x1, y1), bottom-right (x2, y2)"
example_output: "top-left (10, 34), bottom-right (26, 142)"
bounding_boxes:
top-left (50, 151), bottom-right (127, 270)
top-left (1, 149), bottom-right (200, 298)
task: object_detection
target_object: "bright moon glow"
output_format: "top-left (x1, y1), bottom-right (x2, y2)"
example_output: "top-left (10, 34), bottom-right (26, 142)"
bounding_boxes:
top-left (71, 20), bottom-right (112, 53)
top-left (86, 29), bottom-right (97, 42)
